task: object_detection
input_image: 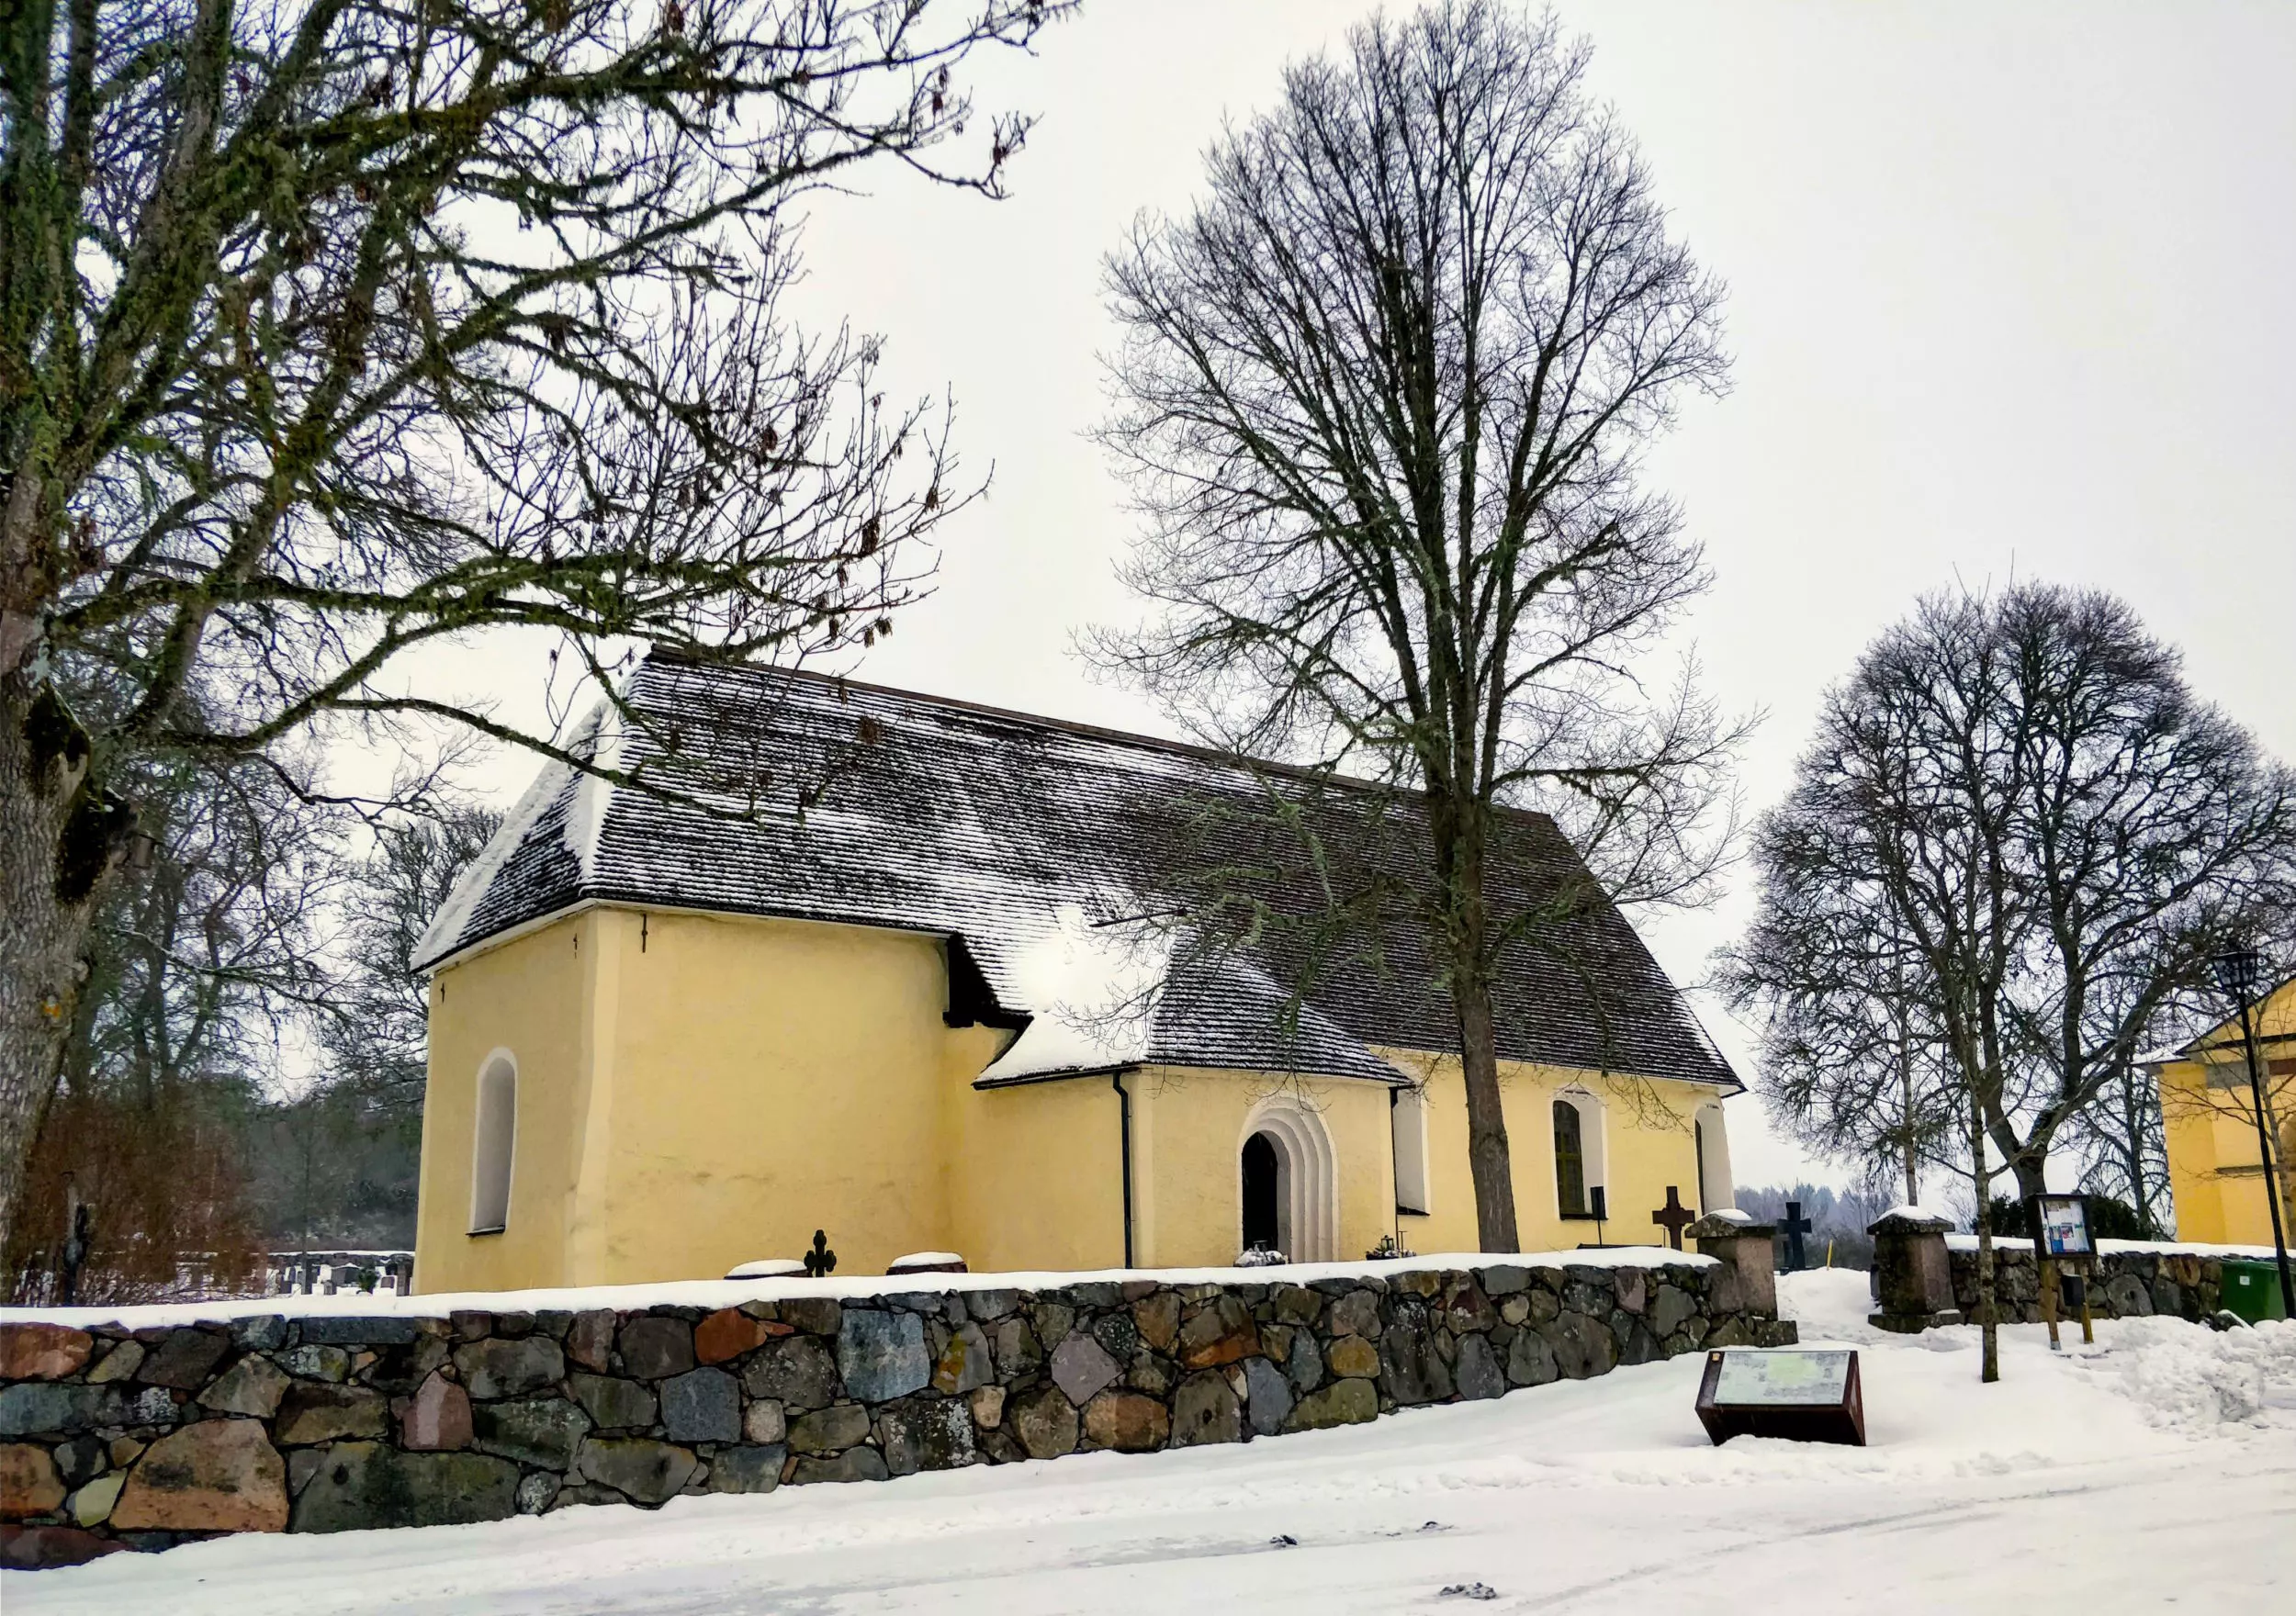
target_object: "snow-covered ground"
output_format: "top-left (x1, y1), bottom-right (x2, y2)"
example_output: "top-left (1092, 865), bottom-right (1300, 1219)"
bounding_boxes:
top-left (15, 1271), bottom-right (2296, 1613)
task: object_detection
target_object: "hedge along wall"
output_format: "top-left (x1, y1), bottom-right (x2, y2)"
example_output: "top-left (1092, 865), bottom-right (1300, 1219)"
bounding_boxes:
top-left (0, 1255), bottom-right (1795, 1566)
top-left (1942, 1244), bottom-right (2245, 1324)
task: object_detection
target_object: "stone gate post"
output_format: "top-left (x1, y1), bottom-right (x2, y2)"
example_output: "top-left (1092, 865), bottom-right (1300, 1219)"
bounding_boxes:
top-left (1685, 1210), bottom-right (1778, 1318)
top-left (1866, 1208), bottom-right (1962, 1332)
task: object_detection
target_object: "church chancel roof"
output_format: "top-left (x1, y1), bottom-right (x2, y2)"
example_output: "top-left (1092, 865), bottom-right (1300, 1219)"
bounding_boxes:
top-left (417, 656), bottom-right (1740, 1094)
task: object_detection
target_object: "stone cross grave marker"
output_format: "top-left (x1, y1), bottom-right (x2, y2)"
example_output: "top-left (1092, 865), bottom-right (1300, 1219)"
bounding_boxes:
top-left (1781, 1200), bottom-right (1813, 1272)
top-left (803, 1229), bottom-right (838, 1277)
top-left (1651, 1186), bottom-right (1696, 1251)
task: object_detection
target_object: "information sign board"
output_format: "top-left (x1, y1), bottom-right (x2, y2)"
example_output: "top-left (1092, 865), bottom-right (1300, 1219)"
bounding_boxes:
top-left (1713, 1348), bottom-right (1851, 1406)
top-left (1694, 1348), bottom-right (1864, 1446)
top-left (2032, 1195), bottom-right (2093, 1261)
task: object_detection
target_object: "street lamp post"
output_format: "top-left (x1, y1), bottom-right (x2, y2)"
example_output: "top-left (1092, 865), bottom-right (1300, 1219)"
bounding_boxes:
top-left (2211, 948), bottom-right (2296, 1318)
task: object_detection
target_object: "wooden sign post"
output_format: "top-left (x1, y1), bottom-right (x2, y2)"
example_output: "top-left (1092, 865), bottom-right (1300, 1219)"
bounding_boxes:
top-left (1694, 1348), bottom-right (1865, 1447)
top-left (2030, 1195), bottom-right (2095, 1351)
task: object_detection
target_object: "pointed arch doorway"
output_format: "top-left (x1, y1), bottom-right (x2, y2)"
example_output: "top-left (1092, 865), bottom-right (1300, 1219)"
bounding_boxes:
top-left (1242, 1133), bottom-right (1280, 1251)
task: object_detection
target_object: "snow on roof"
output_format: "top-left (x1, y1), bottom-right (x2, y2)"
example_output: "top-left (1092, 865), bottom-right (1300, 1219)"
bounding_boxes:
top-left (977, 904), bottom-right (1174, 1082)
top-left (414, 656), bottom-right (1740, 1092)
top-left (0, 1248), bottom-right (1714, 1331)
top-left (415, 745), bottom-right (582, 970)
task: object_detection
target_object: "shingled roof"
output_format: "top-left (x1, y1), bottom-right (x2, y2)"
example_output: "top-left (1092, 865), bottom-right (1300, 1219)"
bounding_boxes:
top-left (417, 655), bottom-right (1739, 1094)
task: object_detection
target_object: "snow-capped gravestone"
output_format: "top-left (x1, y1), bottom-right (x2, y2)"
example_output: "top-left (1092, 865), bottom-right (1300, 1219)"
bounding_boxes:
top-left (1866, 1208), bottom-right (1963, 1333)
top-left (1694, 1348), bottom-right (1865, 1446)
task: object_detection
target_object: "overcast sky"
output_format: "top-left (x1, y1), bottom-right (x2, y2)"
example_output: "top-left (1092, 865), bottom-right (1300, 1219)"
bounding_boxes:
top-left (434, 2), bottom-right (2296, 1194)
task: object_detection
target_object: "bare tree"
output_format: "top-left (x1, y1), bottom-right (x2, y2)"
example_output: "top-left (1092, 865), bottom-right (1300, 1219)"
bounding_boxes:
top-left (1986, 588), bottom-right (2296, 1201)
top-left (2065, 1054), bottom-right (2171, 1234)
top-left (1721, 831), bottom-right (1969, 1212)
top-left (318, 802), bottom-right (501, 1116)
top-left (0, 0), bottom-right (1068, 1251)
top-left (258, 801), bottom-right (503, 1249)
top-left (1729, 582), bottom-right (2296, 1378)
top-left (1094, 2), bottom-right (1739, 1251)
top-left (5, 742), bottom-right (334, 1301)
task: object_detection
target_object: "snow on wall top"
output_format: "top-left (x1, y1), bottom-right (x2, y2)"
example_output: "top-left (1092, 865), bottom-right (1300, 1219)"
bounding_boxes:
top-left (1942, 1235), bottom-right (2286, 1259)
top-left (0, 1248), bottom-right (1714, 1331)
top-left (416, 656), bottom-right (1739, 1091)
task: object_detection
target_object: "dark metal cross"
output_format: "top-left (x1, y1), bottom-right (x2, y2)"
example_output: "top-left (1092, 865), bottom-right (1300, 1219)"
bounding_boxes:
top-left (803, 1229), bottom-right (838, 1278)
top-left (1782, 1200), bottom-right (1813, 1272)
top-left (1651, 1186), bottom-right (1695, 1251)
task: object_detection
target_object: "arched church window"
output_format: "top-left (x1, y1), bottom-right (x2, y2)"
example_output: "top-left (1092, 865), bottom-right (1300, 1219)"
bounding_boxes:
top-left (1694, 1102), bottom-right (1732, 1215)
top-left (1554, 1097), bottom-right (1585, 1217)
top-left (1392, 1085), bottom-right (1430, 1215)
top-left (470, 1052), bottom-right (517, 1234)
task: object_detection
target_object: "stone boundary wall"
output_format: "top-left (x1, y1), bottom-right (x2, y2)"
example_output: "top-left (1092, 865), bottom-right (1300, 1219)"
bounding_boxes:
top-left (0, 1258), bottom-right (1793, 1566)
top-left (1945, 1247), bottom-right (2234, 1324)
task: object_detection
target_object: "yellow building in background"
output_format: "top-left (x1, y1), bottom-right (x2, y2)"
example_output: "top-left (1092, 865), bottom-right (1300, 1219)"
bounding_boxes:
top-left (412, 659), bottom-right (1742, 1293)
top-left (2157, 979), bottom-right (2296, 1246)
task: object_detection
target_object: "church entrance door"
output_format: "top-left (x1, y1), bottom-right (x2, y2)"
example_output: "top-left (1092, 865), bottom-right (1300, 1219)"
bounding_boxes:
top-left (1242, 1132), bottom-right (1281, 1252)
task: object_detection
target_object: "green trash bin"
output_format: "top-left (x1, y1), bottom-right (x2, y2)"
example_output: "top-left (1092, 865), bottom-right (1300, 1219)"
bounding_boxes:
top-left (2219, 1260), bottom-right (2289, 1324)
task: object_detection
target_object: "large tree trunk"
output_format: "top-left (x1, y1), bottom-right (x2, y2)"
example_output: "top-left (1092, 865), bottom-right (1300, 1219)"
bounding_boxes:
top-left (0, 679), bottom-right (114, 1262)
top-left (1429, 790), bottom-right (1520, 1252)
top-left (1452, 951), bottom-right (1521, 1253)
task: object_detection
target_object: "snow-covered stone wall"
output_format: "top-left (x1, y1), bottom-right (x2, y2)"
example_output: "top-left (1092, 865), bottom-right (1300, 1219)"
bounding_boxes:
top-left (0, 1256), bottom-right (1794, 1566)
top-left (1943, 1246), bottom-right (2247, 1324)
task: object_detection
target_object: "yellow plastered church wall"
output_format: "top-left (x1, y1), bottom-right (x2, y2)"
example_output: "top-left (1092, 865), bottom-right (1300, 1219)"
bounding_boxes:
top-left (417, 903), bottom-right (1740, 1289)
top-left (1380, 1050), bottom-right (1722, 1255)
top-left (1124, 1070), bottom-right (1396, 1267)
top-left (414, 912), bottom-right (594, 1294)
top-left (2161, 1060), bottom-right (2233, 1242)
top-left (2162, 973), bottom-right (2296, 1246)
top-left (597, 909), bottom-right (967, 1283)
top-left (946, 1076), bottom-right (1127, 1272)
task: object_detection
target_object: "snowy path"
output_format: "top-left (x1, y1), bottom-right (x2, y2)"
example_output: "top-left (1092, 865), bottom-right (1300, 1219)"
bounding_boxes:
top-left (15, 1272), bottom-right (2296, 1613)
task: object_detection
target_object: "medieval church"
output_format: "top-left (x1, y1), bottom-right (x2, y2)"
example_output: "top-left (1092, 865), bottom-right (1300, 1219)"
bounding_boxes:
top-left (410, 655), bottom-right (1741, 1291)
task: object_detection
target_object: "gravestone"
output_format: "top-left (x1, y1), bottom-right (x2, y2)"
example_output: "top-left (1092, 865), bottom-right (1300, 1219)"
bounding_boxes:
top-left (1866, 1208), bottom-right (1961, 1333)
top-left (1781, 1201), bottom-right (1814, 1273)
top-left (1685, 1210), bottom-right (1778, 1318)
top-left (1650, 1187), bottom-right (1696, 1251)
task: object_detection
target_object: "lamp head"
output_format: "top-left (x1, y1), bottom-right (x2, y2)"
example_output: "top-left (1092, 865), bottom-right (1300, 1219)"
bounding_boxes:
top-left (2211, 947), bottom-right (2263, 1004)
